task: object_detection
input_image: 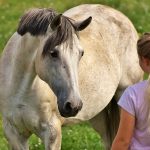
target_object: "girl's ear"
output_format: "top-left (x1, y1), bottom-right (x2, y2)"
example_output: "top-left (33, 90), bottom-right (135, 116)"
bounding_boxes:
top-left (142, 57), bottom-right (150, 66)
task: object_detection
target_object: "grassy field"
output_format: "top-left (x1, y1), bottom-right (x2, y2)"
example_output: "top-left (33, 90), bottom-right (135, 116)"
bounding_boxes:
top-left (0, 0), bottom-right (150, 149)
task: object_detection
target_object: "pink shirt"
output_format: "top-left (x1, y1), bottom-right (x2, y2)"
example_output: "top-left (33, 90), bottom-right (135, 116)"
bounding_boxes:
top-left (118, 80), bottom-right (150, 150)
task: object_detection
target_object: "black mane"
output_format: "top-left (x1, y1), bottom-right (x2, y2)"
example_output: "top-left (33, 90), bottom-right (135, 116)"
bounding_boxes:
top-left (17, 8), bottom-right (77, 56)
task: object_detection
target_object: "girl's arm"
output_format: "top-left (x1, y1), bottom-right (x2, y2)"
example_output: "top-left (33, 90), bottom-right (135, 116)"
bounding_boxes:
top-left (111, 108), bottom-right (135, 150)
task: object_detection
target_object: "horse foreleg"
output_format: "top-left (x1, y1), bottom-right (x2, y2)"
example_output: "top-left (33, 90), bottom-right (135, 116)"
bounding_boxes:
top-left (39, 114), bottom-right (62, 150)
top-left (3, 118), bottom-right (29, 150)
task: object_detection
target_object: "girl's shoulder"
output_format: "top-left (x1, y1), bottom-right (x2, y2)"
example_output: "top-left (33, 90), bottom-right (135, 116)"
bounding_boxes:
top-left (118, 80), bottom-right (148, 116)
top-left (128, 80), bottom-right (148, 92)
top-left (122, 80), bottom-right (148, 101)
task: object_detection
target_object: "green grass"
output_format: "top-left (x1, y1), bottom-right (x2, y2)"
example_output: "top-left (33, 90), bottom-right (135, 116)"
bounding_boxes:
top-left (61, 123), bottom-right (104, 150)
top-left (0, 0), bottom-right (150, 149)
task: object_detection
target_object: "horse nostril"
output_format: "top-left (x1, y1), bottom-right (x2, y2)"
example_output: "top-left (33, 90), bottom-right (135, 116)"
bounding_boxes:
top-left (64, 102), bottom-right (72, 113)
top-left (63, 100), bottom-right (83, 117)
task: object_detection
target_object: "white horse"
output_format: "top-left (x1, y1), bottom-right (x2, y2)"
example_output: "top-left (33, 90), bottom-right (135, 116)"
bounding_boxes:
top-left (0, 4), bottom-right (143, 150)
top-left (0, 7), bottom-right (91, 150)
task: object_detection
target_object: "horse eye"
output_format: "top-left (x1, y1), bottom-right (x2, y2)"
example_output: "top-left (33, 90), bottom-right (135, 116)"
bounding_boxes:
top-left (49, 50), bottom-right (58, 58)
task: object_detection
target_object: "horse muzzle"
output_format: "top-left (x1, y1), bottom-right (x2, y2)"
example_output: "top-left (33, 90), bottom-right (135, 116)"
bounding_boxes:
top-left (58, 98), bottom-right (83, 117)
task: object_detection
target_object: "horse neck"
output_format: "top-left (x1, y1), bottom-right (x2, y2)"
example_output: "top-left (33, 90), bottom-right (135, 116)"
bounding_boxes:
top-left (10, 33), bottom-right (40, 94)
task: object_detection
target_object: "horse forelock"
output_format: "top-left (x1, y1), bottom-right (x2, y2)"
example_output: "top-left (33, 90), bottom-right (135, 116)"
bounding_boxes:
top-left (17, 8), bottom-right (57, 36)
top-left (42, 16), bottom-right (77, 56)
top-left (17, 8), bottom-right (77, 56)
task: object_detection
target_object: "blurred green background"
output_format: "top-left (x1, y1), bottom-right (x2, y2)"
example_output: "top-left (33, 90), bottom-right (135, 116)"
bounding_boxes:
top-left (0, 0), bottom-right (150, 149)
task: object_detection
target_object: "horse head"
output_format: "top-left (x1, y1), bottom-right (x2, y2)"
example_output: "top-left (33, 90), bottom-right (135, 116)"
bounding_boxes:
top-left (17, 8), bottom-right (92, 117)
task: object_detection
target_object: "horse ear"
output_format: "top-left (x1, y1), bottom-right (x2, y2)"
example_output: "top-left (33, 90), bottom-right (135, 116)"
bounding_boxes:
top-left (74, 16), bottom-right (92, 31)
top-left (50, 14), bottom-right (62, 30)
